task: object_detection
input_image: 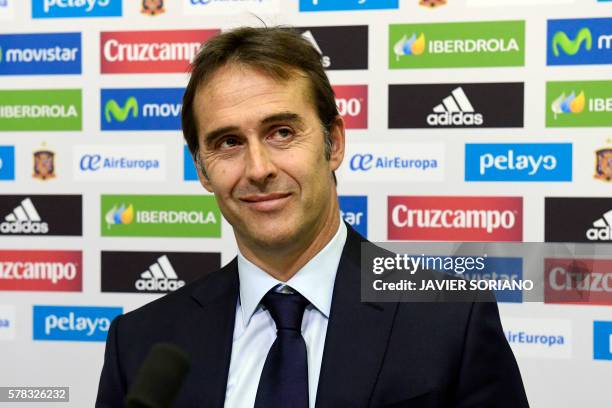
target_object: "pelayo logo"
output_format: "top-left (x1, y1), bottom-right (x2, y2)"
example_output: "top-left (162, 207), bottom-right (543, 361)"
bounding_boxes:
top-left (548, 18), bottom-right (612, 65)
top-left (299, 0), bottom-right (398, 11)
top-left (32, 0), bottom-right (122, 18)
top-left (0, 33), bottom-right (81, 75)
top-left (33, 305), bottom-right (122, 342)
top-left (389, 83), bottom-right (524, 128)
top-left (390, 20), bottom-right (525, 69)
top-left (100, 29), bottom-right (219, 74)
top-left (0, 89), bottom-right (81, 131)
top-left (101, 88), bottom-right (183, 130)
top-left (101, 251), bottom-right (220, 293)
top-left (594, 321), bottom-right (612, 361)
top-left (101, 195), bottom-right (221, 237)
top-left (546, 81), bottom-right (612, 127)
top-left (0, 146), bottom-right (14, 181)
top-left (74, 145), bottom-right (166, 181)
top-left (465, 143), bottom-right (572, 182)
top-left (339, 143), bottom-right (444, 182)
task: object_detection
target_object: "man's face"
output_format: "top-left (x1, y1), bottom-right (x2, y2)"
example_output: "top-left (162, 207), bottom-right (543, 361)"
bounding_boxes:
top-left (193, 64), bottom-right (344, 250)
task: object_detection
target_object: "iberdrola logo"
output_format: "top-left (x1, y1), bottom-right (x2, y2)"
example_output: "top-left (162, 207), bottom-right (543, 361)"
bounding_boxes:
top-left (104, 97), bottom-right (138, 123)
top-left (105, 204), bottom-right (134, 228)
top-left (551, 91), bottom-right (585, 119)
top-left (393, 33), bottom-right (426, 61)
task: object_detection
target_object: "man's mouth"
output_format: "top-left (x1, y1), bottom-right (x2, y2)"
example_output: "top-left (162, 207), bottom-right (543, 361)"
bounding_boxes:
top-left (240, 193), bottom-right (292, 212)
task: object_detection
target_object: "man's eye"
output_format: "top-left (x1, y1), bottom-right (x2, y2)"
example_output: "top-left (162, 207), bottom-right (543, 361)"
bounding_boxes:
top-left (272, 128), bottom-right (293, 139)
top-left (219, 137), bottom-right (240, 149)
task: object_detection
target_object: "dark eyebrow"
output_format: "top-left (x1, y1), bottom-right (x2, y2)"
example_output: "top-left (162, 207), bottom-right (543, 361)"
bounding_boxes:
top-left (203, 112), bottom-right (305, 148)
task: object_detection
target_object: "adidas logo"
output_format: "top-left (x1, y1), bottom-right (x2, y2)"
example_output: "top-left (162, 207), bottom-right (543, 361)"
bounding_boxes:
top-left (301, 30), bottom-right (330, 68)
top-left (135, 255), bottom-right (185, 292)
top-left (426, 87), bottom-right (484, 126)
top-left (0, 198), bottom-right (49, 234)
top-left (587, 209), bottom-right (612, 241)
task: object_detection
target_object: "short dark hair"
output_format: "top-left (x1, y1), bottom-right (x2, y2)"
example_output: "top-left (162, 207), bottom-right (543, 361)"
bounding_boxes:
top-left (181, 26), bottom-right (339, 164)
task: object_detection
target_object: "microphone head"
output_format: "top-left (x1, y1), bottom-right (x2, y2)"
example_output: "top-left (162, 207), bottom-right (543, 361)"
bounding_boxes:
top-left (125, 343), bottom-right (191, 408)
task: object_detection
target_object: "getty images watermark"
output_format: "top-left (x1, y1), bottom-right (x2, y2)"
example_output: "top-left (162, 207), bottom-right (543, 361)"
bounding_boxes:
top-left (360, 242), bottom-right (612, 303)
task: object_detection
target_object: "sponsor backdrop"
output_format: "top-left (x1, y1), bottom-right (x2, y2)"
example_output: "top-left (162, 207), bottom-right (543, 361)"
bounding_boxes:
top-left (0, 0), bottom-right (611, 406)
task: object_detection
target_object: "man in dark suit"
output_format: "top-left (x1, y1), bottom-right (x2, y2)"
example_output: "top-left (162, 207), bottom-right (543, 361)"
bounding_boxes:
top-left (96, 26), bottom-right (529, 407)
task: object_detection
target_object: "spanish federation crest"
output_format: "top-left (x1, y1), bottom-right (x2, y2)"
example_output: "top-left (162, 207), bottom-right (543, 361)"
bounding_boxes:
top-left (419, 0), bottom-right (447, 7)
top-left (141, 0), bottom-right (165, 16)
top-left (33, 149), bottom-right (55, 181)
top-left (595, 148), bottom-right (612, 182)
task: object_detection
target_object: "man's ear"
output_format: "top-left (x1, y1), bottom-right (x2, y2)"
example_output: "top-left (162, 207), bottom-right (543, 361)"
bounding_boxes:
top-left (328, 115), bottom-right (346, 172)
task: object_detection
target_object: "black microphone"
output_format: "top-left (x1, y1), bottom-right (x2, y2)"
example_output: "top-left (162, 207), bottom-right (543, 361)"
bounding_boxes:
top-left (125, 343), bottom-right (191, 408)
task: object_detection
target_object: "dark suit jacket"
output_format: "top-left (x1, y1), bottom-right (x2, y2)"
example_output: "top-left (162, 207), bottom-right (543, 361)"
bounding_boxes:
top-left (96, 224), bottom-right (529, 407)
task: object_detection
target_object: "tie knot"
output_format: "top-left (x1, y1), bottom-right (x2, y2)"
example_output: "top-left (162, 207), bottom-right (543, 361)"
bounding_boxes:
top-left (262, 288), bottom-right (309, 332)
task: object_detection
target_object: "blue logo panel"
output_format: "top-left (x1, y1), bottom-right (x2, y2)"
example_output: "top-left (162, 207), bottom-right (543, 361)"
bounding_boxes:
top-left (299, 0), bottom-right (398, 11)
top-left (33, 305), bottom-right (122, 342)
top-left (462, 257), bottom-right (523, 303)
top-left (339, 195), bottom-right (367, 238)
top-left (184, 145), bottom-right (198, 181)
top-left (32, 0), bottom-right (122, 18)
top-left (0, 146), bottom-right (15, 180)
top-left (0, 33), bottom-right (81, 75)
top-left (101, 88), bottom-right (184, 131)
top-left (547, 18), bottom-right (612, 65)
top-left (594, 321), bottom-right (612, 360)
top-left (465, 143), bottom-right (572, 182)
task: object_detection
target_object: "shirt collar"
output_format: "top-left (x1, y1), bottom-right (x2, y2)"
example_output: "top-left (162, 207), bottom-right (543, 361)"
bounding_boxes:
top-left (237, 218), bottom-right (347, 327)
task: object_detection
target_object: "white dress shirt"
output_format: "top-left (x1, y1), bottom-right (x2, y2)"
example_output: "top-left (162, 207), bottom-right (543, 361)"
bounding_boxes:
top-left (224, 220), bottom-right (348, 408)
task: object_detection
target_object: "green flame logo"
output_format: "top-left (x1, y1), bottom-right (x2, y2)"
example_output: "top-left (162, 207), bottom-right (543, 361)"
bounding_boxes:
top-left (552, 28), bottom-right (592, 57)
top-left (104, 97), bottom-right (139, 123)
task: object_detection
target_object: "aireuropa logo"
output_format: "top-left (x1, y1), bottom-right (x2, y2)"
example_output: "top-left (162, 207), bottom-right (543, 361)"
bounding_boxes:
top-left (184, 0), bottom-right (279, 15)
top-left (74, 145), bottom-right (166, 181)
top-left (388, 196), bottom-right (523, 241)
top-left (0, 195), bottom-right (82, 236)
top-left (465, 143), bottom-right (572, 182)
top-left (548, 18), bottom-right (612, 65)
top-left (0, 89), bottom-right (82, 131)
top-left (32, 0), bottom-right (122, 18)
top-left (0, 250), bottom-right (82, 292)
top-left (333, 85), bottom-right (367, 129)
top-left (0, 146), bottom-right (15, 181)
top-left (339, 196), bottom-right (367, 238)
top-left (339, 143), bottom-right (444, 182)
top-left (0, 305), bottom-right (15, 340)
top-left (388, 83), bottom-right (524, 128)
top-left (299, 0), bottom-right (398, 11)
top-left (183, 145), bottom-right (198, 181)
top-left (501, 318), bottom-right (572, 359)
top-left (33, 305), bottom-right (122, 342)
top-left (100, 29), bottom-right (218, 74)
top-left (546, 81), bottom-right (612, 127)
top-left (0, 33), bottom-right (81, 75)
top-left (545, 258), bottom-right (612, 305)
top-left (101, 251), bottom-right (220, 293)
top-left (545, 197), bottom-right (612, 242)
top-left (594, 321), bottom-right (612, 360)
top-left (101, 88), bottom-right (183, 130)
top-left (296, 26), bottom-right (368, 70)
top-left (0, 0), bottom-right (15, 20)
top-left (101, 195), bottom-right (221, 237)
top-left (390, 21), bottom-right (525, 69)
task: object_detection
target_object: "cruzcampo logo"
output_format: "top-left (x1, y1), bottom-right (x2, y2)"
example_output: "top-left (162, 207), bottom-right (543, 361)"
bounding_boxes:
top-left (546, 81), bottom-right (612, 127)
top-left (0, 89), bottom-right (82, 131)
top-left (389, 20), bottom-right (525, 69)
top-left (104, 97), bottom-right (138, 123)
top-left (101, 195), bottom-right (221, 238)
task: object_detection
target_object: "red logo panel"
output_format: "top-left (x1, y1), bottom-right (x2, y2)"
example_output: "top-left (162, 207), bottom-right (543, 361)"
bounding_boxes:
top-left (388, 196), bottom-right (523, 241)
top-left (333, 85), bottom-right (368, 129)
top-left (100, 29), bottom-right (220, 74)
top-left (0, 250), bottom-right (82, 292)
top-left (544, 258), bottom-right (612, 305)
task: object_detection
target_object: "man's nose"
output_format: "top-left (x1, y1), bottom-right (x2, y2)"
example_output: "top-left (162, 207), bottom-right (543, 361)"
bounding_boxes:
top-left (244, 140), bottom-right (277, 185)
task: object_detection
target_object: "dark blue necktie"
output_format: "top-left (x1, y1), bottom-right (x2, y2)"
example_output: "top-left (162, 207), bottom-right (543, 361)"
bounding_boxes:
top-left (254, 288), bottom-right (309, 408)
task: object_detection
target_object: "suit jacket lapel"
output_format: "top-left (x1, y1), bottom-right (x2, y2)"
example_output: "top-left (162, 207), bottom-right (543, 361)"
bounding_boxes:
top-left (189, 258), bottom-right (239, 408)
top-left (315, 226), bottom-right (398, 408)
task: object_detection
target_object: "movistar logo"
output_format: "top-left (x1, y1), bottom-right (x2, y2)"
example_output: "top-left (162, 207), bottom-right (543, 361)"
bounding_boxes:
top-left (104, 97), bottom-right (138, 123)
top-left (552, 28), bottom-right (592, 57)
